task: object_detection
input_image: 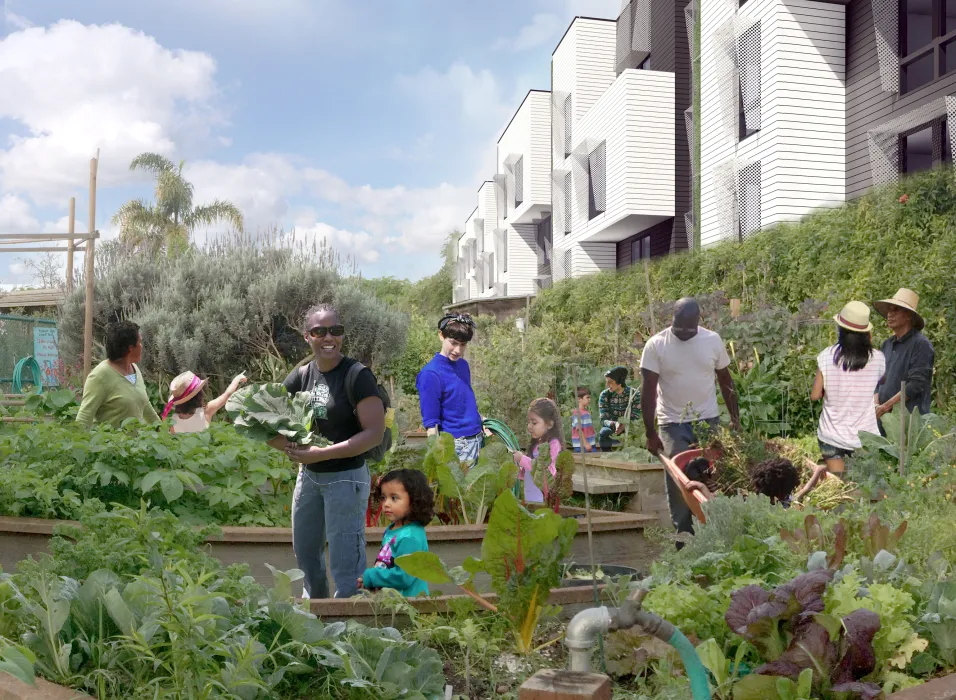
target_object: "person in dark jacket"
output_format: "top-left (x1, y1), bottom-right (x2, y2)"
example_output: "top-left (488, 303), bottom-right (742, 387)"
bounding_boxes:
top-left (873, 288), bottom-right (935, 418)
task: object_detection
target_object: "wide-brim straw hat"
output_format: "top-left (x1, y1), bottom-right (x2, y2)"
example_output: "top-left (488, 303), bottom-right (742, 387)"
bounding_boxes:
top-left (833, 301), bottom-right (873, 333)
top-left (873, 288), bottom-right (924, 331)
top-left (168, 371), bottom-right (207, 405)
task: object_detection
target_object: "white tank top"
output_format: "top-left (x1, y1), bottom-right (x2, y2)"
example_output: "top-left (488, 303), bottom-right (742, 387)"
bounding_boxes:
top-left (171, 410), bottom-right (209, 434)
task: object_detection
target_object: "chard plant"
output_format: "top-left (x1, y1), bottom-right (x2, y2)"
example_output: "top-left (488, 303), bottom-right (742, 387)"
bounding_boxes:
top-left (397, 489), bottom-right (578, 654)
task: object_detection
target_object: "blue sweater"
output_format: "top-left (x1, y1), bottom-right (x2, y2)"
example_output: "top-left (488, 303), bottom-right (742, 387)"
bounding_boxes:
top-left (416, 353), bottom-right (482, 438)
top-left (362, 523), bottom-right (430, 597)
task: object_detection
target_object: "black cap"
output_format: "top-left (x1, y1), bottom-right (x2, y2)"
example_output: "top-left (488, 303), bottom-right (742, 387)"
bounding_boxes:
top-left (604, 366), bottom-right (628, 385)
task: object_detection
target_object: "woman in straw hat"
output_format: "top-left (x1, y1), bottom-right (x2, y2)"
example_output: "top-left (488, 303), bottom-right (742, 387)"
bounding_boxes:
top-left (810, 301), bottom-right (886, 475)
top-left (873, 288), bottom-right (935, 419)
top-left (163, 371), bottom-right (247, 434)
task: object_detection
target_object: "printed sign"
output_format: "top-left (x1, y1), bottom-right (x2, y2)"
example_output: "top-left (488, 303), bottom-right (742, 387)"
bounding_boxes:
top-left (33, 326), bottom-right (59, 387)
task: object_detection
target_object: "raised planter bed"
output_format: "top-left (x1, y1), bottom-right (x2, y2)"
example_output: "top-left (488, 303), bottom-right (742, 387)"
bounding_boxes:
top-left (0, 674), bottom-right (91, 700)
top-left (0, 507), bottom-right (658, 596)
top-left (572, 453), bottom-right (670, 524)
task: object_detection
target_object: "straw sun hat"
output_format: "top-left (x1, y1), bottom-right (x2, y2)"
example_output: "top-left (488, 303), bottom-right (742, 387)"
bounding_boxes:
top-left (834, 301), bottom-right (873, 333)
top-left (168, 371), bottom-right (207, 405)
top-left (873, 288), bottom-right (925, 331)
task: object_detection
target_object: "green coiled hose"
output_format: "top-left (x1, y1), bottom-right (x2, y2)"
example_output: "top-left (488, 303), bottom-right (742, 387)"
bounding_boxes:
top-left (482, 419), bottom-right (523, 497)
top-left (12, 356), bottom-right (43, 394)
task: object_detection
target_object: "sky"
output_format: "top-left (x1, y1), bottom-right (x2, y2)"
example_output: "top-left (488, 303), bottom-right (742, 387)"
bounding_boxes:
top-left (0, 0), bottom-right (623, 287)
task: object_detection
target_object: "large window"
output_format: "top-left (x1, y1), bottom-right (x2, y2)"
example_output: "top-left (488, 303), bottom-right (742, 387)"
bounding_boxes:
top-left (902, 118), bottom-right (952, 173)
top-left (588, 141), bottom-right (607, 220)
top-left (631, 236), bottom-right (651, 263)
top-left (900, 0), bottom-right (956, 93)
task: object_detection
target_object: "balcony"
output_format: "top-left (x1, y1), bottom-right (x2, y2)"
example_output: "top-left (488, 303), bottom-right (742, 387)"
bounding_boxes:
top-left (562, 69), bottom-right (675, 243)
top-left (497, 90), bottom-right (552, 225)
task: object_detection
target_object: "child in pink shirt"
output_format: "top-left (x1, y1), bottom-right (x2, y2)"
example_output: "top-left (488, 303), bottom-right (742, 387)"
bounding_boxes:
top-left (512, 398), bottom-right (565, 504)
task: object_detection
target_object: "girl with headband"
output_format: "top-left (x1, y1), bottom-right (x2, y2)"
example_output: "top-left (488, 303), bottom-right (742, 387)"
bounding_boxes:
top-left (163, 370), bottom-right (247, 434)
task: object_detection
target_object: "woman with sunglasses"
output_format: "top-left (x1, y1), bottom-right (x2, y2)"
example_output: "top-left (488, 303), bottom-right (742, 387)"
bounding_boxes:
top-left (416, 313), bottom-right (485, 464)
top-left (272, 304), bottom-right (385, 600)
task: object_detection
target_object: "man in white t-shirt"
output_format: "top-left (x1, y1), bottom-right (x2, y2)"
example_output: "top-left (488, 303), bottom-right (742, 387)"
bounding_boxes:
top-left (640, 298), bottom-right (741, 536)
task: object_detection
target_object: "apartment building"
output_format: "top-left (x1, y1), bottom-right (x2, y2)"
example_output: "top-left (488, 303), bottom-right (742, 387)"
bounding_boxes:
top-left (450, 0), bottom-right (956, 301)
top-left (698, 0), bottom-right (956, 244)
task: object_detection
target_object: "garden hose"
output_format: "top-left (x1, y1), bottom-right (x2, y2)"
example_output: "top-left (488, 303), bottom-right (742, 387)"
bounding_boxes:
top-left (12, 356), bottom-right (43, 394)
top-left (482, 419), bottom-right (523, 497)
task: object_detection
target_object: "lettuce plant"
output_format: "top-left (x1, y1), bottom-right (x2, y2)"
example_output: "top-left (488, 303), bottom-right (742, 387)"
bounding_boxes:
top-left (226, 383), bottom-right (325, 445)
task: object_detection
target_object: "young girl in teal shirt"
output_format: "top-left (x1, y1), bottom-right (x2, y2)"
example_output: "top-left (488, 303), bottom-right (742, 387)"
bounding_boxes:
top-left (358, 469), bottom-right (433, 597)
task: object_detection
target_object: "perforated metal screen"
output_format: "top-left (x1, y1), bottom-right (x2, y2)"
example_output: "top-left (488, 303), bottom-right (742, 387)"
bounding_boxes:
top-left (871, 0), bottom-right (899, 93)
top-left (588, 141), bottom-right (607, 218)
top-left (713, 16), bottom-right (760, 141)
top-left (564, 248), bottom-right (573, 280)
top-left (685, 106), bottom-right (696, 180)
top-left (493, 175), bottom-right (508, 223)
top-left (684, 212), bottom-right (696, 251)
top-left (514, 156), bottom-right (524, 207)
top-left (552, 92), bottom-right (570, 163)
top-left (616, 0), bottom-right (651, 73)
top-left (737, 161), bottom-right (761, 240)
top-left (685, 0), bottom-right (697, 77)
top-left (713, 160), bottom-right (738, 240)
top-left (867, 97), bottom-right (956, 185)
top-left (738, 22), bottom-right (761, 133)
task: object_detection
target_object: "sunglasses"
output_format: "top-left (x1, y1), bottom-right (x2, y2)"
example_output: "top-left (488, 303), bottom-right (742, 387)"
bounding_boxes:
top-left (308, 325), bottom-right (345, 338)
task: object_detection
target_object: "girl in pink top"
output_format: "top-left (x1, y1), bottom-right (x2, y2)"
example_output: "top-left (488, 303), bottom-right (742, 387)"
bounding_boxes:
top-left (512, 398), bottom-right (564, 504)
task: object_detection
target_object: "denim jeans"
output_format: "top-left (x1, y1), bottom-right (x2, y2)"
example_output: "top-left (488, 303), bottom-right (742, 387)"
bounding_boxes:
top-left (291, 463), bottom-right (370, 599)
top-left (453, 434), bottom-right (483, 465)
top-left (659, 418), bottom-right (719, 536)
top-left (597, 425), bottom-right (620, 450)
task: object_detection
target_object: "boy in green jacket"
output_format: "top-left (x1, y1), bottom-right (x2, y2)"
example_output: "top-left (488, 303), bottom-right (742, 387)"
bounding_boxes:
top-left (358, 469), bottom-right (433, 597)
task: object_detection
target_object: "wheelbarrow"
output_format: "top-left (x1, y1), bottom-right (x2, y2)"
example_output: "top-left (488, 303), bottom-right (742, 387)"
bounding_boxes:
top-left (657, 448), bottom-right (721, 525)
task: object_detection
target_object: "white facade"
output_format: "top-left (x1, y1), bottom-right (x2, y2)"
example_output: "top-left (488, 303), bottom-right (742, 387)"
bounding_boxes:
top-left (495, 90), bottom-right (553, 297)
top-left (551, 17), bottom-right (675, 280)
top-left (699, 0), bottom-right (847, 246)
top-left (453, 183), bottom-right (499, 303)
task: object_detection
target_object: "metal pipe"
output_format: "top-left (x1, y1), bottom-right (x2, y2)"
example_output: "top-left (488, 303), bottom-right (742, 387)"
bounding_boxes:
top-left (564, 605), bottom-right (612, 673)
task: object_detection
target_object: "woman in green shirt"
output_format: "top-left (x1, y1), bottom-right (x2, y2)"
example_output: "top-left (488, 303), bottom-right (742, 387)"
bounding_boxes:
top-left (76, 321), bottom-right (160, 428)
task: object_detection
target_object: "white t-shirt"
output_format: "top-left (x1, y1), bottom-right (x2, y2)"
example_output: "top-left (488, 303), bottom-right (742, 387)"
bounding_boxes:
top-left (171, 409), bottom-right (209, 434)
top-left (817, 345), bottom-right (886, 450)
top-left (640, 327), bottom-right (731, 425)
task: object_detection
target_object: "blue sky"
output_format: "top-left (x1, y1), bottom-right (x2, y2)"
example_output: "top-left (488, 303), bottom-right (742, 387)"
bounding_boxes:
top-left (0, 0), bottom-right (621, 285)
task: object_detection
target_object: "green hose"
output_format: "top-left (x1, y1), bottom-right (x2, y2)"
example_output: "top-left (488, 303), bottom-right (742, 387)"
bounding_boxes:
top-left (482, 419), bottom-right (523, 497)
top-left (12, 356), bottom-right (43, 394)
top-left (668, 628), bottom-right (712, 700)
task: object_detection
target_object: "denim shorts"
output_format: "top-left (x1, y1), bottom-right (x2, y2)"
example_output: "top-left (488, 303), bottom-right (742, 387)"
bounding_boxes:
top-left (818, 439), bottom-right (854, 461)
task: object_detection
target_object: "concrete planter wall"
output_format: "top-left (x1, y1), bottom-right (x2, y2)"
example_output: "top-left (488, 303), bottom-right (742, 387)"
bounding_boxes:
top-left (572, 454), bottom-right (670, 524)
top-left (0, 507), bottom-right (658, 596)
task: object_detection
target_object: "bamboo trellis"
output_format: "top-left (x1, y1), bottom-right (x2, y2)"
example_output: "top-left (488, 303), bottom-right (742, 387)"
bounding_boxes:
top-left (0, 155), bottom-right (99, 378)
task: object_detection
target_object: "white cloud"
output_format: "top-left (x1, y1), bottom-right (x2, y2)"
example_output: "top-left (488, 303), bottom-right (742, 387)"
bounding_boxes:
top-left (493, 13), bottom-right (562, 51)
top-left (394, 62), bottom-right (513, 131)
top-left (0, 20), bottom-right (222, 204)
top-left (0, 194), bottom-right (38, 233)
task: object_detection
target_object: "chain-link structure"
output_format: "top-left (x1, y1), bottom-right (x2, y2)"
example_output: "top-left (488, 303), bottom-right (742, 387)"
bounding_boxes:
top-left (616, 0), bottom-right (651, 73)
top-left (685, 106), bottom-right (696, 180)
top-left (867, 97), bottom-right (956, 186)
top-left (871, 0), bottom-right (899, 93)
top-left (684, 212), bottom-right (696, 251)
top-left (552, 92), bottom-right (571, 163)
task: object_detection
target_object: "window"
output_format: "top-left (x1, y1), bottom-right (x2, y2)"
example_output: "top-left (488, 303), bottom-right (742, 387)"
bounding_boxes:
top-left (901, 118), bottom-right (952, 172)
top-left (900, 0), bottom-right (956, 93)
top-left (588, 141), bottom-right (607, 220)
top-left (631, 236), bottom-right (651, 263)
top-left (737, 162), bottom-right (761, 241)
top-left (514, 156), bottom-right (524, 208)
top-left (563, 171), bottom-right (572, 234)
top-left (737, 23), bottom-right (761, 141)
top-left (639, 56), bottom-right (651, 70)
top-left (563, 95), bottom-right (572, 158)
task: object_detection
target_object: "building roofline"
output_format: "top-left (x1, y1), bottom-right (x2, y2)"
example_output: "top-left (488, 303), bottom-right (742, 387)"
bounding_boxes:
top-left (476, 180), bottom-right (493, 193)
top-left (497, 89), bottom-right (551, 144)
top-left (462, 206), bottom-right (479, 232)
top-left (552, 16), bottom-right (616, 57)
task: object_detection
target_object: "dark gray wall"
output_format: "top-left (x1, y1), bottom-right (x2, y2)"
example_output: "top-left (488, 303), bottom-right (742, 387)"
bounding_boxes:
top-left (650, 0), bottom-right (692, 251)
top-left (616, 218), bottom-right (674, 267)
top-left (846, 0), bottom-right (956, 199)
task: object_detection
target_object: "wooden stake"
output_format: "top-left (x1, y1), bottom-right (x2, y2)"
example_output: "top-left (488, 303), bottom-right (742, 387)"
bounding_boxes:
top-left (643, 258), bottom-right (657, 335)
top-left (730, 298), bottom-right (741, 318)
top-left (898, 381), bottom-right (907, 477)
top-left (66, 197), bottom-right (76, 293)
top-left (82, 154), bottom-right (98, 380)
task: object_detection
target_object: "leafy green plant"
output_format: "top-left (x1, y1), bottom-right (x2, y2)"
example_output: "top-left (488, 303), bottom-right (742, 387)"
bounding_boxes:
top-left (920, 580), bottom-right (956, 669)
top-left (695, 638), bottom-right (751, 700)
top-left (21, 389), bottom-right (78, 420)
top-left (429, 433), bottom-right (517, 525)
top-left (533, 449), bottom-right (574, 513)
top-left (396, 489), bottom-right (578, 654)
top-left (226, 383), bottom-right (323, 445)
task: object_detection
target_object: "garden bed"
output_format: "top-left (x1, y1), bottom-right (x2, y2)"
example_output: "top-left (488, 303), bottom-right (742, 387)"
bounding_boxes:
top-left (571, 454), bottom-right (669, 523)
top-left (0, 507), bottom-right (658, 595)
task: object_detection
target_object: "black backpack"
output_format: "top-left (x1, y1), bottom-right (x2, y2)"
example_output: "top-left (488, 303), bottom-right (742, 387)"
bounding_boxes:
top-left (344, 361), bottom-right (392, 463)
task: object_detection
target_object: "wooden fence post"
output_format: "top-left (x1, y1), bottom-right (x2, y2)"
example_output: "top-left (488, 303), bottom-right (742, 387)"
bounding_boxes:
top-left (65, 197), bottom-right (75, 293)
top-left (82, 154), bottom-right (98, 380)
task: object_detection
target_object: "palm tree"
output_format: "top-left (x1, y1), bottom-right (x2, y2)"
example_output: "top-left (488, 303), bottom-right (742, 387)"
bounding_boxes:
top-left (112, 153), bottom-right (244, 254)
